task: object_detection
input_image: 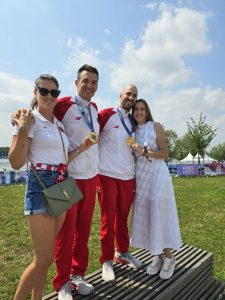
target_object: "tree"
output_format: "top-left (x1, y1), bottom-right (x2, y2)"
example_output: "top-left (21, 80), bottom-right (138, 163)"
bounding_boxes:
top-left (164, 129), bottom-right (178, 161)
top-left (209, 142), bottom-right (225, 162)
top-left (173, 132), bottom-right (195, 161)
top-left (187, 113), bottom-right (217, 164)
top-left (0, 147), bottom-right (9, 157)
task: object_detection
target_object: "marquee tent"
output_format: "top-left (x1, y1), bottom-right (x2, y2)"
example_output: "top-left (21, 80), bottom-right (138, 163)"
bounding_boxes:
top-left (194, 153), bottom-right (217, 164)
top-left (177, 153), bottom-right (194, 164)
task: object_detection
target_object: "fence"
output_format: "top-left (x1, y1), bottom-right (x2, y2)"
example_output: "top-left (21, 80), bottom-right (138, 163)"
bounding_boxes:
top-left (168, 162), bottom-right (225, 176)
top-left (0, 170), bottom-right (29, 185)
top-left (1, 163), bottom-right (225, 186)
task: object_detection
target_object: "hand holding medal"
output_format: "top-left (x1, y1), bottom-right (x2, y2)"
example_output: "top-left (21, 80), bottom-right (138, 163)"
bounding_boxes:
top-left (88, 132), bottom-right (99, 143)
top-left (126, 136), bottom-right (136, 146)
top-left (79, 134), bottom-right (98, 154)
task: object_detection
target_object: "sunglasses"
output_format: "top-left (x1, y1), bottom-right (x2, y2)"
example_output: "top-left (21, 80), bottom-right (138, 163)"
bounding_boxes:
top-left (37, 87), bottom-right (61, 98)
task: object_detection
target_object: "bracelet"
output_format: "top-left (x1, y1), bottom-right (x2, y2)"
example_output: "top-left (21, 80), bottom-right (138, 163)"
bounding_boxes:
top-left (142, 146), bottom-right (148, 156)
top-left (75, 147), bottom-right (80, 155)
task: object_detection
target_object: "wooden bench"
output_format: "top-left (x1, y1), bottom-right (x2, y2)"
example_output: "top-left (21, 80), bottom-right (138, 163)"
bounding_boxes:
top-left (43, 244), bottom-right (225, 299)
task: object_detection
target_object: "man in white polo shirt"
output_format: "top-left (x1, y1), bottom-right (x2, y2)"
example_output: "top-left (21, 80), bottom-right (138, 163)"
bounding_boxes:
top-left (52, 64), bottom-right (99, 299)
top-left (98, 84), bottom-right (142, 282)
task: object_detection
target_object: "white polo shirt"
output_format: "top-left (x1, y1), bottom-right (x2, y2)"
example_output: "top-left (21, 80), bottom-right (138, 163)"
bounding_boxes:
top-left (54, 95), bottom-right (99, 179)
top-left (98, 107), bottom-right (135, 180)
top-left (13, 109), bottom-right (69, 165)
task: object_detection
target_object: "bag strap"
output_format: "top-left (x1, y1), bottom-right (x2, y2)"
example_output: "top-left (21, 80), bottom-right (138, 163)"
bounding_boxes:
top-left (56, 123), bottom-right (68, 165)
top-left (32, 167), bottom-right (47, 190)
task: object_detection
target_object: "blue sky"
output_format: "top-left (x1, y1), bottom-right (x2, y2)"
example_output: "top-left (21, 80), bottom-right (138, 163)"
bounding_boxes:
top-left (1, 0), bottom-right (224, 150)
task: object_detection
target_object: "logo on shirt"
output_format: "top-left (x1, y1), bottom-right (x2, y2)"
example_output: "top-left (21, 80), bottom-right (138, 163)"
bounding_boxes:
top-left (113, 125), bottom-right (120, 128)
top-left (75, 116), bottom-right (82, 120)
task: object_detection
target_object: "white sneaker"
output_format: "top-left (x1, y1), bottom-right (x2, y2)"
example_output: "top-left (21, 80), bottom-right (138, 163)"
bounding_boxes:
top-left (114, 251), bottom-right (142, 269)
top-left (102, 260), bottom-right (115, 282)
top-left (70, 275), bottom-right (94, 295)
top-left (58, 281), bottom-right (73, 300)
top-left (146, 255), bottom-right (163, 275)
top-left (159, 256), bottom-right (176, 279)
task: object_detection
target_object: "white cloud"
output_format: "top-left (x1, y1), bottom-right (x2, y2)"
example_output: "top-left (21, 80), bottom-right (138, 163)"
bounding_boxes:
top-left (94, 96), bottom-right (114, 111)
top-left (0, 72), bottom-right (32, 98)
top-left (0, 72), bottom-right (33, 146)
top-left (110, 6), bottom-right (211, 92)
top-left (149, 86), bottom-right (225, 148)
top-left (0, 59), bottom-right (12, 65)
top-left (104, 28), bottom-right (111, 35)
top-left (63, 37), bottom-right (102, 75)
top-left (145, 2), bottom-right (158, 10)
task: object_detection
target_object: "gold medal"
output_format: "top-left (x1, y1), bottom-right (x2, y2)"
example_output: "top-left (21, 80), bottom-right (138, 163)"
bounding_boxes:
top-left (88, 132), bottom-right (99, 143)
top-left (126, 136), bottom-right (135, 146)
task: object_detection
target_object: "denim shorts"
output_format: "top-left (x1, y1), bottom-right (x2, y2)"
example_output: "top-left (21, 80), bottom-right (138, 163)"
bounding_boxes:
top-left (24, 170), bottom-right (66, 216)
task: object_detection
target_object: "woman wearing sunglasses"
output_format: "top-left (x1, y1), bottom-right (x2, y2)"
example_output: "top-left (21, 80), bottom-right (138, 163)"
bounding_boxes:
top-left (9, 74), bottom-right (89, 300)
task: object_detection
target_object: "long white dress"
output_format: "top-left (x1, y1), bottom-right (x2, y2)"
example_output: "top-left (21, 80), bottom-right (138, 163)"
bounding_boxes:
top-left (130, 121), bottom-right (182, 255)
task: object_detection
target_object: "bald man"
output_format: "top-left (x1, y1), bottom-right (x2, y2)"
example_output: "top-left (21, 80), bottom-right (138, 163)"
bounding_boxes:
top-left (97, 84), bottom-right (142, 282)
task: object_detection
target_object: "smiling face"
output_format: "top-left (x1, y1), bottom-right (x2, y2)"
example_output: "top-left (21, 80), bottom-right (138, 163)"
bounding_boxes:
top-left (119, 84), bottom-right (138, 113)
top-left (34, 79), bottom-right (59, 112)
top-left (75, 70), bottom-right (98, 101)
top-left (133, 101), bottom-right (148, 125)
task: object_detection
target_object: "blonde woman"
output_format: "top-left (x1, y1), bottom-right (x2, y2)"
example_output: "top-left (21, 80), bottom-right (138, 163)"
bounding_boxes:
top-left (9, 74), bottom-right (90, 300)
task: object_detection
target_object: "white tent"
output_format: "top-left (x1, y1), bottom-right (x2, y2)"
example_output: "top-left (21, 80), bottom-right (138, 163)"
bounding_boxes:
top-left (177, 153), bottom-right (194, 164)
top-left (204, 154), bottom-right (217, 163)
top-left (194, 153), bottom-right (217, 164)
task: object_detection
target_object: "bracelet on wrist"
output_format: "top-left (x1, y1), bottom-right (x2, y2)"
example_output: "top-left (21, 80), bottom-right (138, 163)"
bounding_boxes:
top-left (142, 146), bottom-right (148, 156)
top-left (75, 147), bottom-right (80, 155)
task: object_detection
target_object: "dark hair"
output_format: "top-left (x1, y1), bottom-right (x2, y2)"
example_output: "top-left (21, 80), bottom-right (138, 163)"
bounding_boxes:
top-left (132, 99), bottom-right (154, 125)
top-left (77, 64), bottom-right (99, 81)
top-left (30, 74), bottom-right (59, 109)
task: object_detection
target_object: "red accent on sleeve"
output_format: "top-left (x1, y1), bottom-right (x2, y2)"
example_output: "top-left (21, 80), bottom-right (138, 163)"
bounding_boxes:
top-left (98, 108), bottom-right (116, 131)
top-left (89, 101), bottom-right (98, 112)
top-left (54, 97), bottom-right (74, 121)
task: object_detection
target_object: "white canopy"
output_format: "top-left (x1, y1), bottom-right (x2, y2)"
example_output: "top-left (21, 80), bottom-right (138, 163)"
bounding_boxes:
top-left (177, 152), bottom-right (194, 164)
top-left (194, 153), bottom-right (217, 163)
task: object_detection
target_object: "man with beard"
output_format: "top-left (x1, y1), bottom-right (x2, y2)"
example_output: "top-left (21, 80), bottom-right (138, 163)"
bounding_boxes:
top-left (97, 84), bottom-right (142, 282)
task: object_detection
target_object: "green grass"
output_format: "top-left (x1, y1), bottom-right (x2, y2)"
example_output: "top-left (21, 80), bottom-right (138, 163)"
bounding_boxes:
top-left (0, 176), bottom-right (225, 299)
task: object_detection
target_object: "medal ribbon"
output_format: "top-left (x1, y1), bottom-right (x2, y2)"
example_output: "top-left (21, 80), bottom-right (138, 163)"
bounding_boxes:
top-left (117, 107), bottom-right (135, 136)
top-left (74, 96), bottom-right (95, 132)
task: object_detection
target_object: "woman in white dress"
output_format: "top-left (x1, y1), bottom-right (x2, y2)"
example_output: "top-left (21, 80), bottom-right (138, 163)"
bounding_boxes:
top-left (130, 99), bottom-right (182, 280)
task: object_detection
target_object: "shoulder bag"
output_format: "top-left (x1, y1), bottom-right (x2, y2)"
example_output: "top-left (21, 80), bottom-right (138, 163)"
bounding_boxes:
top-left (32, 124), bottom-right (83, 217)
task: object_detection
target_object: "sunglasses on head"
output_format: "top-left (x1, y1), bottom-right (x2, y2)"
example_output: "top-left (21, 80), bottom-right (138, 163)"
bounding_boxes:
top-left (37, 87), bottom-right (61, 98)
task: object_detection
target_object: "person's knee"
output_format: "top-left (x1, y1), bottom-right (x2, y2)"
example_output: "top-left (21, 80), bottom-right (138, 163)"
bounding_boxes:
top-left (33, 254), bottom-right (54, 269)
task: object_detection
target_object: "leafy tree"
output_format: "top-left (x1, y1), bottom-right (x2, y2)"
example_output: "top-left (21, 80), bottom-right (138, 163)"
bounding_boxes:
top-left (187, 113), bottom-right (217, 164)
top-left (209, 142), bottom-right (225, 162)
top-left (164, 129), bottom-right (178, 161)
top-left (0, 147), bottom-right (9, 157)
top-left (173, 133), bottom-right (195, 161)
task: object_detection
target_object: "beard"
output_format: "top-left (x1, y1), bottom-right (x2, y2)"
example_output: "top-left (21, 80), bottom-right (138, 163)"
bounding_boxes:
top-left (124, 101), bottom-right (134, 111)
